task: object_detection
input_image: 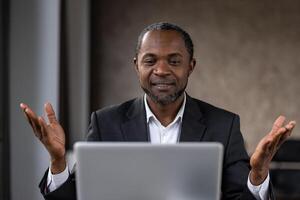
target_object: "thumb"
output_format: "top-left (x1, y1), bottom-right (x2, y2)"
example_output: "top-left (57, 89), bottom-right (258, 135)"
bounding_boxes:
top-left (44, 102), bottom-right (57, 123)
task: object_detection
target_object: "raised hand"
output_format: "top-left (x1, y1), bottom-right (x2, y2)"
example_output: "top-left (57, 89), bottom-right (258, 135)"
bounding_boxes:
top-left (20, 102), bottom-right (66, 174)
top-left (250, 115), bottom-right (296, 185)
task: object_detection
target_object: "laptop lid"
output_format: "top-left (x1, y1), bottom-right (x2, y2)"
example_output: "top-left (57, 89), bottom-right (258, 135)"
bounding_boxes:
top-left (74, 142), bottom-right (223, 200)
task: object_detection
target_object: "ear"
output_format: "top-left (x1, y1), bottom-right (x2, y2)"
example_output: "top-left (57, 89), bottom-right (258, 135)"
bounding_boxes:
top-left (133, 57), bottom-right (139, 73)
top-left (188, 58), bottom-right (196, 77)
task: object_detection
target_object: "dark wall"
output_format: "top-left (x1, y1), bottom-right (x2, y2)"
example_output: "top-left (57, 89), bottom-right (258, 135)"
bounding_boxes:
top-left (91, 0), bottom-right (300, 152)
top-left (0, 0), bottom-right (3, 195)
top-left (0, 0), bottom-right (10, 199)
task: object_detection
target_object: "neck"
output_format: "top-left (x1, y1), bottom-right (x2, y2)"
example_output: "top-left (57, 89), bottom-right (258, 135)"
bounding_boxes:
top-left (146, 94), bottom-right (184, 127)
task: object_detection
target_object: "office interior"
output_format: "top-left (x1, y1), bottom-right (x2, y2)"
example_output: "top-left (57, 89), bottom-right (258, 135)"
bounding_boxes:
top-left (1, 0), bottom-right (300, 199)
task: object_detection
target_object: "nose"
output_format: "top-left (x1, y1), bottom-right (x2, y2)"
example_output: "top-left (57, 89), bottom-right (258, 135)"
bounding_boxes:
top-left (153, 60), bottom-right (171, 76)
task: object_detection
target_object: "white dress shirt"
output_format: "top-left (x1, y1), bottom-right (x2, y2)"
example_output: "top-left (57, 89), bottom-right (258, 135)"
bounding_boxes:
top-left (47, 93), bottom-right (269, 199)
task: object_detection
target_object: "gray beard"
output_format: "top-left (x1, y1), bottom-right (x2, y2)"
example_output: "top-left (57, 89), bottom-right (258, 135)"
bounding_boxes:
top-left (142, 87), bottom-right (185, 106)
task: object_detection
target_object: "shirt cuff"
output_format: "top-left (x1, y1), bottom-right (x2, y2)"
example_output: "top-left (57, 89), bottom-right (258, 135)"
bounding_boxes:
top-left (46, 164), bottom-right (69, 193)
top-left (247, 172), bottom-right (270, 200)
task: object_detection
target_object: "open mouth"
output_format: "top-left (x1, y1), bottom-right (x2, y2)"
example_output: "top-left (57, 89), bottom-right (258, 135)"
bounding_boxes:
top-left (151, 82), bottom-right (175, 90)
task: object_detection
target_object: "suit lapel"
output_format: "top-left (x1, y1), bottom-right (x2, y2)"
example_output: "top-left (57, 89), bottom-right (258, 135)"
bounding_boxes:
top-left (121, 95), bottom-right (206, 142)
top-left (121, 97), bottom-right (149, 142)
top-left (180, 96), bottom-right (207, 142)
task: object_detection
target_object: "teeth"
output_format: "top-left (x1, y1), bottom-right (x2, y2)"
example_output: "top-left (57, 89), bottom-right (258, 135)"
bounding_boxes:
top-left (154, 84), bottom-right (172, 89)
top-left (154, 83), bottom-right (172, 85)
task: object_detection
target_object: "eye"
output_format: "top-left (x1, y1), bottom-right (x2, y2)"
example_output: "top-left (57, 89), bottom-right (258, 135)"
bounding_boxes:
top-left (142, 57), bottom-right (156, 66)
top-left (168, 58), bottom-right (181, 66)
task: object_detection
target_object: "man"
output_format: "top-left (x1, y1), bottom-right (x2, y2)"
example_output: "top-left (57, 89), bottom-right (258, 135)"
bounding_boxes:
top-left (21, 22), bottom-right (296, 200)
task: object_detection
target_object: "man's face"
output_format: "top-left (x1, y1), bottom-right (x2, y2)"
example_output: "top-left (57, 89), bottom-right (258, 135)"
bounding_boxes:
top-left (135, 30), bottom-right (195, 105)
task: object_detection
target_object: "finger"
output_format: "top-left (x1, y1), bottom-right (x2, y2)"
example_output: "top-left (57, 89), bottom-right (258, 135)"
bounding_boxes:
top-left (276, 121), bottom-right (296, 140)
top-left (38, 117), bottom-right (48, 141)
top-left (23, 106), bottom-right (39, 123)
top-left (271, 126), bottom-right (290, 151)
top-left (20, 103), bottom-right (33, 124)
top-left (32, 118), bottom-right (42, 140)
top-left (270, 122), bottom-right (296, 157)
top-left (24, 107), bottom-right (42, 133)
top-left (276, 124), bottom-right (293, 145)
top-left (22, 108), bottom-right (40, 135)
top-left (22, 108), bottom-right (34, 125)
top-left (270, 115), bottom-right (286, 134)
top-left (290, 120), bottom-right (296, 126)
top-left (20, 103), bottom-right (28, 112)
top-left (45, 103), bottom-right (57, 123)
top-left (285, 122), bottom-right (295, 137)
top-left (285, 121), bottom-right (296, 131)
top-left (274, 126), bottom-right (287, 142)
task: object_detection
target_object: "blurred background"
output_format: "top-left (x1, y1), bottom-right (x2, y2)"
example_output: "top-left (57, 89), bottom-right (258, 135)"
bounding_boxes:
top-left (1, 0), bottom-right (299, 199)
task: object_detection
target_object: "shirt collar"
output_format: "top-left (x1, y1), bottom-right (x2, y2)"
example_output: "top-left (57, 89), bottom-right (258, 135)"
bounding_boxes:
top-left (144, 93), bottom-right (186, 124)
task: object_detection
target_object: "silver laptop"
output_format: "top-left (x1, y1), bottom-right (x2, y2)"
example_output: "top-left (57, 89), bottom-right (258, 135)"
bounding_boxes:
top-left (74, 142), bottom-right (223, 200)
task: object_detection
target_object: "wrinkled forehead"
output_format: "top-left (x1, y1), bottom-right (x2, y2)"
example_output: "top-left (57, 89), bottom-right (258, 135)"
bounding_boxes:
top-left (139, 30), bottom-right (188, 56)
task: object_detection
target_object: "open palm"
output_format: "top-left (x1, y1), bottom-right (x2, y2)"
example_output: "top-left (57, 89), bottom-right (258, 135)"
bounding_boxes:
top-left (250, 116), bottom-right (296, 185)
top-left (20, 103), bottom-right (66, 163)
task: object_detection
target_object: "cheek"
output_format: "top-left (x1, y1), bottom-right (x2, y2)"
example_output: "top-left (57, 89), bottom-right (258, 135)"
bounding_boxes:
top-left (174, 70), bottom-right (189, 84)
top-left (138, 69), bottom-right (151, 83)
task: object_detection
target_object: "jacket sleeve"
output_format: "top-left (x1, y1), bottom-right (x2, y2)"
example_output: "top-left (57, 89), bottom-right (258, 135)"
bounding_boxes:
top-left (221, 115), bottom-right (256, 200)
top-left (39, 167), bottom-right (76, 200)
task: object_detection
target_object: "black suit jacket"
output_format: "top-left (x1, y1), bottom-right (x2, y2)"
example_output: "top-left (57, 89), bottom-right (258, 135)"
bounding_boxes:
top-left (40, 95), bottom-right (272, 200)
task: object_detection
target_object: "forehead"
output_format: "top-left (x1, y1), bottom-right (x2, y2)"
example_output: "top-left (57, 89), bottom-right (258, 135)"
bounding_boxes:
top-left (139, 30), bottom-right (188, 56)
